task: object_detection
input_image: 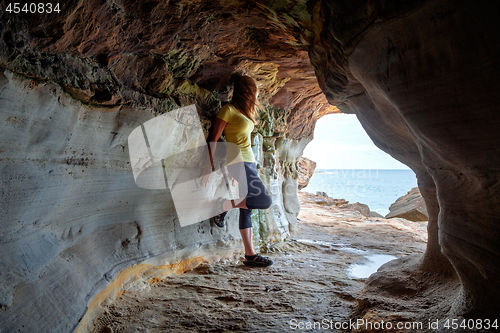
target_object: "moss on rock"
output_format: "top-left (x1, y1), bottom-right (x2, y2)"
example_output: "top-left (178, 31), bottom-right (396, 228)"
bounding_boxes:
top-left (163, 49), bottom-right (202, 79)
top-left (173, 80), bottom-right (221, 114)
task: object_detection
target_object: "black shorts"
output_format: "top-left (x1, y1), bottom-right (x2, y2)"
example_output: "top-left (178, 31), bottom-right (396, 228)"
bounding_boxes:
top-left (226, 162), bottom-right (272, 229)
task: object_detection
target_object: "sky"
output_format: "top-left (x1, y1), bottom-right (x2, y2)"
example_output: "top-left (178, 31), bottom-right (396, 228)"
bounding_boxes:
top-left (302, 113), bottom-right (410, 170)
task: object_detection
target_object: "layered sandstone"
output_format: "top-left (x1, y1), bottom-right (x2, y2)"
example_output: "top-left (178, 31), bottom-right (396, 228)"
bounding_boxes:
top-left (0, 0), bottom-right (498, 331)
top-left (0, 1), bottom-right (336, 332)
top-left (308, 0), bottom-right (500, 321)
top-left (386, 187), bottom-right (428, 221)
top-left (297, 156), bottom-right (316, 190)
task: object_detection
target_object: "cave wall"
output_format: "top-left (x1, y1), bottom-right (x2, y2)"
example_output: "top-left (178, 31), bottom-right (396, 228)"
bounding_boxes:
top-left (0, 1), bottom-right (338, 332)
top-left (3, 0), bottom-right (496, 329)
top-left (308, 0), bottom-right (500, 319)
top-left (0, 69), bottom-right (247, 332)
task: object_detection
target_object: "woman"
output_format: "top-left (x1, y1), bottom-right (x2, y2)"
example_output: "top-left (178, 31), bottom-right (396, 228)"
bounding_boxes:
top-left (200, 74), bottom-right (273, 267)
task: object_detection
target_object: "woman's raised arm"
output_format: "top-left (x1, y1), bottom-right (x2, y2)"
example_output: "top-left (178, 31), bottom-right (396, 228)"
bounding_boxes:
top-left (200, 117), bottom-right (226, 187)
top-left (208, 117), bottom-right (226, 144)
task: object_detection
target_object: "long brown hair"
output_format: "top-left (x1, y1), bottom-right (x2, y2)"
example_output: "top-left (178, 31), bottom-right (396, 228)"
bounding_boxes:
top-left (230, 73), bottom-right (259, 124)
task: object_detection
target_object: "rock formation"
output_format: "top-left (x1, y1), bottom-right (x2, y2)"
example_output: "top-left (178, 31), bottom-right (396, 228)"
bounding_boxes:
top-left (386, 187), bottom-right (428, 221)
top-left (0, 0), bottom-right (499, 331)
top-left (307, 191), bottom-right (348, 207)
top-left (339, 202), bottom-right (371, 217)
top-left (308, 0), bottom-right (500, 321)
top-left (310, 191), bottom-right (380, 218)
top-left (0, 2), bottom-right (336, 332)
top-left (297, 156), bottom-right (316, 190)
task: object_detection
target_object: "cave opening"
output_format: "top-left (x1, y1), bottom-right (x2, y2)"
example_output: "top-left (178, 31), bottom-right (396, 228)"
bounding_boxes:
top-left (1, 0), bottom-right (499, 332)
top-left (302, 112), bottom-right (419, 217)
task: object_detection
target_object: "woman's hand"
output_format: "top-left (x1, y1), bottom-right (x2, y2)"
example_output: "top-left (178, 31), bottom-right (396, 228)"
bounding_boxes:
top-left (231, 176), bottom-right (238, 187)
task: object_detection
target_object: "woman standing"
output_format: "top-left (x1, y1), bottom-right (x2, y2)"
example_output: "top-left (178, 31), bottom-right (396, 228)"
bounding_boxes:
top-left (200, 74), bottom-right (273, 267)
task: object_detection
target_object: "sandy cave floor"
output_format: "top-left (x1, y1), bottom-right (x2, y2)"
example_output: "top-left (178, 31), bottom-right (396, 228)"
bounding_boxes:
top-left (90, 191), bottom-right (427, 333)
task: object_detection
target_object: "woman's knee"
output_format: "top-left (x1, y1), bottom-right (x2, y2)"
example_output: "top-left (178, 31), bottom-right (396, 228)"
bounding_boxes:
top-left (247, 192), bottom-right (272, 209)
top-left (239, 208), bottom-right (253, 229)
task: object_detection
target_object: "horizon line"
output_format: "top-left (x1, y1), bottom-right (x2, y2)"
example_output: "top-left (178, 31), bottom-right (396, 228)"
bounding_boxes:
top-left (313, 168), bottom-right (412, 171)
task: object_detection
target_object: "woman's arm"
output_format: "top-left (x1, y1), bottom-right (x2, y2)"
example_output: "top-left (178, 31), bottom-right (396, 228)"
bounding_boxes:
top-left (206, 117), bottom-right (226, 166)
top-left (201, 118), bottom-right (226, 187)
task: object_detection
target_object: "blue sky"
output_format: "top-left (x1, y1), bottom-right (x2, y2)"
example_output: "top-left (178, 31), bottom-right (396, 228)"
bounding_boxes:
top-left (302, 113), bottom-right (410, 170)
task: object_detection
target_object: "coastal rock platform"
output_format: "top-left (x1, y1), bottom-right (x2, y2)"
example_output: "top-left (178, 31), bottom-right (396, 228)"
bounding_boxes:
top-left (87, 191), bottom-right (428, 332)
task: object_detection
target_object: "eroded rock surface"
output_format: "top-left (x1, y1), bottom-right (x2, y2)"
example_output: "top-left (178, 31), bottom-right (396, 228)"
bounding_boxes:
top-left (308, 0), bottom-right (500, 322)
top-left (386, 187), bottom-right (428, 221)
top-left (339, 202), bottom-right (371, 217)
top-left (0, 0), bottom-right (498, 331)
top-left (0, 70), bottom-right (243, 332)
top-left (0, 2), bottom-right (338, 332)
top-left (297, 156), bottom-right (316, 190)
top-left (88, 191), bottom-right (428, 333)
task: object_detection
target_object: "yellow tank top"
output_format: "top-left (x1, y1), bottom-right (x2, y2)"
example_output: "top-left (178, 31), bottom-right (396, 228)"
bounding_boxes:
top-left (216, 103), bottom-right (256, 165)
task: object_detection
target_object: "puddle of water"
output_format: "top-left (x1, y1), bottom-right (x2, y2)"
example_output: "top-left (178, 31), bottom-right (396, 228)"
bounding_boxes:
top-left (346, 254), bottom-right (397, 279)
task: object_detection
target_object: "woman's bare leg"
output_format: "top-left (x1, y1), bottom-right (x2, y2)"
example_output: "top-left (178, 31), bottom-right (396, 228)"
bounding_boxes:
top-left (239, 227), bottom-right (257, 256)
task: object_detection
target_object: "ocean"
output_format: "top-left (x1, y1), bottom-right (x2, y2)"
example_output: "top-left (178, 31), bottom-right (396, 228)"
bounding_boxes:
top-left (301, 169), bottom-right (418, 216)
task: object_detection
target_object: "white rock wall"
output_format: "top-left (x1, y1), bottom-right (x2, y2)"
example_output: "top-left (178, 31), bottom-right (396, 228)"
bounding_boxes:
top-left (0, 71), bottom-right (248, 332)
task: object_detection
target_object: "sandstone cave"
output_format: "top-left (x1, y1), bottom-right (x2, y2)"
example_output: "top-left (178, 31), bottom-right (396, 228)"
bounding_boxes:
top-left (0, 1), bottom-right (499, 332)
